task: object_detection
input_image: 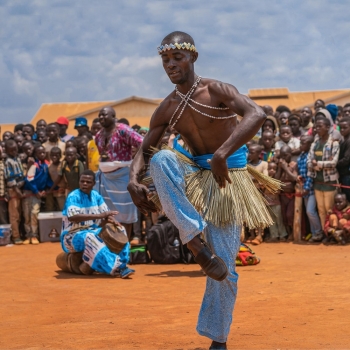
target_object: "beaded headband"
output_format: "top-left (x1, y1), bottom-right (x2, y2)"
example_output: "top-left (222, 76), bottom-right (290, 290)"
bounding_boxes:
top-left (157, 42), bottom-right (196, 55)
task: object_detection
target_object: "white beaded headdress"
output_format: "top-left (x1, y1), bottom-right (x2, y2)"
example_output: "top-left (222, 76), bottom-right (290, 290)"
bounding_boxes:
top-left (157, 42), bottom-right (196, 55)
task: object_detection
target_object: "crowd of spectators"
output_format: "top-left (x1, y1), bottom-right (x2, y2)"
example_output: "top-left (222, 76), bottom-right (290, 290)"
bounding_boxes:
top-left (0, 116), bottom-right (122, 244)
top-left (246, 100), bottom-right (350, 245)
top-left (1, 98), bottom-right (350, 247)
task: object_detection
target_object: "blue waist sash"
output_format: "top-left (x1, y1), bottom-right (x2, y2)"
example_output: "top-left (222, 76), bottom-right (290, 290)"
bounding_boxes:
top-left (173, 136), bottom-right (248, 170)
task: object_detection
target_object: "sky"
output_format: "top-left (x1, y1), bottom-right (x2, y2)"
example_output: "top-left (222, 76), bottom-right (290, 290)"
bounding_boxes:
top-left (1, 0), bottom-right (350, 124)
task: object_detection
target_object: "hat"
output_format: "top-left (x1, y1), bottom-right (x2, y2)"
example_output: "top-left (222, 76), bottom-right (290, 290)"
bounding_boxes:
top-left (139, 127), bottom-right (149, 133)
top-left (56, 116), bottom-right (69, 126)
top-left (74, 117), bottom-right (88, 128)
top-left (326, 104), bottom-right (338, 122)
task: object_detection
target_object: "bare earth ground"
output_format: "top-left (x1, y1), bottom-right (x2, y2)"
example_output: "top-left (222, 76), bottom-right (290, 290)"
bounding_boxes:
top-left (0, 242), bottom-right (349, 350)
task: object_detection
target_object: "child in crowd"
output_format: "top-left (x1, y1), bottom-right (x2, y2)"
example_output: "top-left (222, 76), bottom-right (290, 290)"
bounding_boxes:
top-left (37, 130), bottom-right (47, 144)
top-left (336, 117), bottom-right (350, 202)
top-left (3, 131), bottom-right (14, 141)
top-left (247, 144), bottom-right (268, 245)
top-left (76, 137), bottom-right (88, 169)
top-left (288, 114), bottom-right (304, 140)
top-left (309, 109), bottom-right (342, 141)
top-left (22, 145), bottom-right (53, 245)
top-left (275, 125), bottom-right (300, 161)
top-left (65, 139), bottom-right (77, 149)
top-left (46, 147), bottom-right (67, 212)
top-left (14, 125), bottom-right (24, 136)
top-left (324, 193), bottom-right (350, 245)
top-left (13, 134), bottom-right (24, 154)
top-left (43, 123), bottom-right (66, 161)
top-left (87, 119), bottom-right (102, 172)
top-left (264, 162), bottom-right (287, 242)
top-left (277, 111), bottom-right (290, 128)
top-left (297, 135), bottom-right (323, 243)
top-left (21, 141), bottom-right (35, 176)
top-left (275, 145), bottom-right (298, 240)
top-left (91, 118), bottom-right (102, 136)
top-left (51, 147), bottom-right (84, 194)
top-left (0, 146), bottom-right (9, 224)
top-left (4, 140), bottom-right (25, 244)
top-left (261, 116), bottom-right (279, 135)
top-left (307, 117), bottom-right (340, 229)
top-left (260, 130), bottom-right (275, 162)
top-left (36, 119), bottom-right (47, 133)
top-left (22, 124), bottom-right (35, 141)
top-left (300, 107), bottom-right (314, 133)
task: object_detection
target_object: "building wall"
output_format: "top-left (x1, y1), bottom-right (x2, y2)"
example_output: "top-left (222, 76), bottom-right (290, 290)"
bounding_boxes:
top-left (0, 124), bottom-right (16, 138)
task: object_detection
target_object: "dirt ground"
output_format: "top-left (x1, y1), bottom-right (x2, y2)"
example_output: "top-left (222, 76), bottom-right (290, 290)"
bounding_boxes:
top-left (0, 242), bottom-right (349, 350)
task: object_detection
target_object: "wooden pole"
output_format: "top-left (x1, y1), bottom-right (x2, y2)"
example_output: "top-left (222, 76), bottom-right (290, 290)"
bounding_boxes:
top-left (293, 183), bottom-right (302, 242)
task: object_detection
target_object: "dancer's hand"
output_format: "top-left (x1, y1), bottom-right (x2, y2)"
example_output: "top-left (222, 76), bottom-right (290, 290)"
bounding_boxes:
top-left (127, 181), bottom-right (157, 214)
top-left (211, 154), bottom-right (232, 188)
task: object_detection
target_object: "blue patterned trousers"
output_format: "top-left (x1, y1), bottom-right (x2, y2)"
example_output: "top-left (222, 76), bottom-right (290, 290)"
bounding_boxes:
top-left (150, 150), bottom-right (241, 343)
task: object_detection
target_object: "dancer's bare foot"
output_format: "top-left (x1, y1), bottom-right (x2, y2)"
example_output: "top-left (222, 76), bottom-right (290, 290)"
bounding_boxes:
top-left (186, 235), bottom-right (228, 282)
top-left (209, 340), bottom-right (227, 349)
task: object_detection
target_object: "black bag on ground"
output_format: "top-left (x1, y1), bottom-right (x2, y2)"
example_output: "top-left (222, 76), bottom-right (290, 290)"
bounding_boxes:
top-left (147, 219), bottom-right (197, 264)
top-left (147, 220), bottom-right (182, 264)
top-left (180, 244), bottom-right (196, 264)
top-left (129, 244), bottom-right (150, 264)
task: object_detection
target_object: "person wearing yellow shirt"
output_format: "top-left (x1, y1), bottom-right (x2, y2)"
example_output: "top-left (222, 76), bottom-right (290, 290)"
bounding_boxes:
top-left (87, 118), bottom-right (102, 172)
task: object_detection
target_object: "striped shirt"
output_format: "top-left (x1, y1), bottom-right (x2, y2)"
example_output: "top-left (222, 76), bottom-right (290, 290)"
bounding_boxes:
top-left (4, 156), bottom-right (25, 188)
top-left (297, 152), bottom-right (314, 197)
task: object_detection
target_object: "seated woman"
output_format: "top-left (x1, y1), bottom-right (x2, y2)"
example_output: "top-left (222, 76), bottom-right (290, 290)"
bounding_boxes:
top-left (60, 169), bottom-right (134, 278)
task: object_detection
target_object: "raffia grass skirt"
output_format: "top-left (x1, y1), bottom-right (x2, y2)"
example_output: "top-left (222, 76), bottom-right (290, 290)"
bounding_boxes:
top-left (142, 147), bottom-right (282, 230)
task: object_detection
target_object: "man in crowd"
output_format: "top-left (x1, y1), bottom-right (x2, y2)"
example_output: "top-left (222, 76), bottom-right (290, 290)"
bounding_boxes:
top-left (95, 106), bottom-right (143, 240)
top-left (300, 107), bottom-right (313, 133)
top-left (342, 103), bottom-right (350, 119)
top-left (57, 116), bottom-right (74, 142)
top-left (36, 119), bottom-right (47, 133)
top-left (60, 169), bottom-right (134, 278)
top-left (74, 117), bottom-right (89, 137)
top-left (43, 123), bottom-right (66, 161)
top-left (128, 31), bottom-right (269, 350)
top-left (22, 124), bottom-right (36, 141)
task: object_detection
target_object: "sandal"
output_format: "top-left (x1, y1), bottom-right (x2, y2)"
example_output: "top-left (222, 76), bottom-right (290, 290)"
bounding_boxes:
top-left (193, 238), bottom-right (228, 282)
top-left (13, 238), bottom-right (23, 245)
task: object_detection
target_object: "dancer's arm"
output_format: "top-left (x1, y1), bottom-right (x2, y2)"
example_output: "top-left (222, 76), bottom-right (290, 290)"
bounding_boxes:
top-left (209, 82), bottom-right (266, 188)
top-left (128, 102), bottom-right (170, 214)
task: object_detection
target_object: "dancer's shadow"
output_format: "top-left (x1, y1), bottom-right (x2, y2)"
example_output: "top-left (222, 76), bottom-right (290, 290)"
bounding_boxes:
top-left (145, 270), bottom-right (204, 278)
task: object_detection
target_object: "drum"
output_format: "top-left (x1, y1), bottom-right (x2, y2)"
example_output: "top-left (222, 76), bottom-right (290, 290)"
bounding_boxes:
top-left (79, 262), bottom-right (94, 275)
top-left (67, 252), bottom-right (84, 274)
top-left (56, 252), bottom-right (70, 272)
top-left (99, 223), bottom-right (128, 254)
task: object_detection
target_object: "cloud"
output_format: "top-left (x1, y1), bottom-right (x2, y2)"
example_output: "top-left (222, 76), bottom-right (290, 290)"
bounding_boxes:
top-left (0, 0), bottom-right (350, 124)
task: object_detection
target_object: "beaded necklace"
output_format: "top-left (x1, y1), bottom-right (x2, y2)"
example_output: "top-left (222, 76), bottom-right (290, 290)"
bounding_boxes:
top-left (169, 76), bottom-right (237, 128)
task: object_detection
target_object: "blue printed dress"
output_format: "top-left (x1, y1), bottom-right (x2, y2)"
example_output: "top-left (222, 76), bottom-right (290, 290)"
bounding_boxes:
top-left (61, 189), bottom-right (130, 275)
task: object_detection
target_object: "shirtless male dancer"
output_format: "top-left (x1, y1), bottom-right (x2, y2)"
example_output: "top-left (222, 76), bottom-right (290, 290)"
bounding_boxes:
top-left (128, 31), bottom-right (267, 349)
